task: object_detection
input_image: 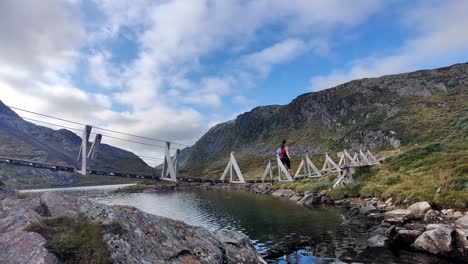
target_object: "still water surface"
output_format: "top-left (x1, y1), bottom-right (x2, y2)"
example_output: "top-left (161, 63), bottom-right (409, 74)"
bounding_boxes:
top-left (92, 189), bottom-right (450, 264)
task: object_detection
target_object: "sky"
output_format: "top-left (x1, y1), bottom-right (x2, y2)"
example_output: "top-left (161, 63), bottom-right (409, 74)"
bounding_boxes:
top-left (1, 0), bottom-right (468, 165)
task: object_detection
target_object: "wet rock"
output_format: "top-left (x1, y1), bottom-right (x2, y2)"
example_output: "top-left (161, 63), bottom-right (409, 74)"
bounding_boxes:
top-left (413, 226), bottom-right (454, 255)
top-left (359, 205), bottom-right (378, 215)
top-left (0, 229), bottom-right (59, 264)
top-left (271, 189), bottom-right (296, 198)
top-left (368, 235), bottom-right (387, 247)
top-left (252, 183), bottom-right (271, 195)
top-left (289, 194), bottom-right (303, 202)
top-left (40, 192), bottom-right (77, 217)
top-left (78, 199), bottom-right (264, 263)
top-left (215, 229), bottom-right (266, 264)
top-left (297, 193), bottom-right (320, 207)
top-left (407, 202), bottom-right (431, 219)
top-left (455, 215), bottom-right (468, 229)
top-left (423, 210), bottom-right (448, 224)
top-left (334, 199), bottom-right (350, 206)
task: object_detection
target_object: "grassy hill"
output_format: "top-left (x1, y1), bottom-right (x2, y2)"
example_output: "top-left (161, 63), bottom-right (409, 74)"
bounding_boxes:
top-left (180, 63), bottom-right (468, 208)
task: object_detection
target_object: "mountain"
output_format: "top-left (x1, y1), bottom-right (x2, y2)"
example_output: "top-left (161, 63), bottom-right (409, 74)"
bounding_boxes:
top-left (180, 63), bottom-right (467, 207)
top-left (0, 101), bottom-right (155, 188)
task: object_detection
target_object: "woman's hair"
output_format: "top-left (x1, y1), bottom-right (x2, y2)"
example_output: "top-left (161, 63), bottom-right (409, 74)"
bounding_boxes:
top-left (281, 140), bottom-right (287, 148)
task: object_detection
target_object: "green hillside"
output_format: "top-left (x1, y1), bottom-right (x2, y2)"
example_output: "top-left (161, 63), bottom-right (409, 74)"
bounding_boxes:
top-left (180, 63), bottom-right (468, 208)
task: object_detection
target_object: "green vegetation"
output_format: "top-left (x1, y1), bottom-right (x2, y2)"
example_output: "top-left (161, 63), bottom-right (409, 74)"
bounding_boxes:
top-left (185, 82), bottom-right (468, 209)
top-left (25, 215), bottom-right (114, 264)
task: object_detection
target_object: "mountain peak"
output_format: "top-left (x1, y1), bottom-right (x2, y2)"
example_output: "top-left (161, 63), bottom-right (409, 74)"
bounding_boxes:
top-left (0, 100), bottom-right (20, 118)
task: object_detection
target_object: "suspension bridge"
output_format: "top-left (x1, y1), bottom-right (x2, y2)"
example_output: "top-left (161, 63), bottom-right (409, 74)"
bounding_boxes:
top-left (0, 106), bottom-right (380, 188)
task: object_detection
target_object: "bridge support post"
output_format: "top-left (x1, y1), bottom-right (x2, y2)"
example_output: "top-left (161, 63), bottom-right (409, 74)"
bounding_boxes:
top-left (322, 153), bottom-right (341, 173)
top-left (221, 152), bottom-right (245, 183)
top-left (76, 125), bottom-right (92, 175)
top-left (161, 142), bottom-right (178, 182)
top-left (261, 160), bottom-right (273, 182)
top-left (333, 167), bottom-right (354, 189)
top-left (277, 156), bottom-right (293, 182)
top-left (87, 134), bottom-right (102, 160)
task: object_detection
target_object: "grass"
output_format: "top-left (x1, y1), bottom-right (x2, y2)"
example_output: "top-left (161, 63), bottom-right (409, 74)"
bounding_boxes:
top-left (25, 215), bottom-right (114, 264)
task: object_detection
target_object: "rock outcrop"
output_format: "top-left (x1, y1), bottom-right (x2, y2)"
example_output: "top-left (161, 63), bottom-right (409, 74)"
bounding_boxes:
top-left (0, 188), bottom-right (265, 264)
top-left (78, 199), bottom-right (264, 263)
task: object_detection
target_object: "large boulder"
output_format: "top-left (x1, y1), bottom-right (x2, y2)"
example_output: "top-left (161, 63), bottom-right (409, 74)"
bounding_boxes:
top-left (40, 192), bottom-right (77, 218)
top-left (0, 230), bottom-right (59, 264)
top-left (423, 210), bottom-right (448, 224)
top-left (456, 215), bottom-right (468, 229)
top-left (78, 199), bottom-right (265, 263)
top-left (413, 226), bottom-right (454, 255)
top-left (407, 202), bottom-right (431, 219)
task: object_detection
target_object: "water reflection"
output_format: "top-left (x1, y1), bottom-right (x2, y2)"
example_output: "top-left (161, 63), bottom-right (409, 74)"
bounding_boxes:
top-left (94, 189), bottom-right (453, 264)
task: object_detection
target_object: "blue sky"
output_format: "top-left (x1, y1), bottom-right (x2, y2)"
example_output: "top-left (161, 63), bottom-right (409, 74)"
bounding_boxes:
top-left (1, 0), bottom-right (468, 163)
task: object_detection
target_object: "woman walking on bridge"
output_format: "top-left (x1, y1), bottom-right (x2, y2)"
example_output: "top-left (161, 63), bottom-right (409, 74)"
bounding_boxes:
top-left (278, 140), bottom-right (291, 174)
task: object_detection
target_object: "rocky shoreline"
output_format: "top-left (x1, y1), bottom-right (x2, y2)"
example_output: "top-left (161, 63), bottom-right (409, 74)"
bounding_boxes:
top-left (118, 182), bottom-right (468, 263)
top-left (0, 183), bottom-right (265, 264)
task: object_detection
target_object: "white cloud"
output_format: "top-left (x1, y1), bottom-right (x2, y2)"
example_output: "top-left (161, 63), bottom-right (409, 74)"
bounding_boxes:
top-left (309, 0), bottom-right (468, 91)
top-left (0, 0), bottom-right (389, 164)
top-left (88, 51), bottom-right (122, 89)
top-left (242, 39), bottom-right (307, 75)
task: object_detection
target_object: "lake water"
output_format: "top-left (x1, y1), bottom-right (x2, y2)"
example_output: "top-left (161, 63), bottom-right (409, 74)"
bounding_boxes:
top-left (91, 189), bottom-right (450, 264)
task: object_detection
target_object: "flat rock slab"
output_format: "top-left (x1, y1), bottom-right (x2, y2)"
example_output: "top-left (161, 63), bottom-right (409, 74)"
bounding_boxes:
top-left (0, 230), bottom-right (59, 264)
top-left (40, 192), bottom-right (77, 218)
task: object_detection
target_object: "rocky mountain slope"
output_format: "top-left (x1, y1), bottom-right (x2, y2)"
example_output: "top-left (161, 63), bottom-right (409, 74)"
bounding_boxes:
top-left (0, 101), bottom-right (155, 187)
top-left (180, 63), bottom-right (467, 207)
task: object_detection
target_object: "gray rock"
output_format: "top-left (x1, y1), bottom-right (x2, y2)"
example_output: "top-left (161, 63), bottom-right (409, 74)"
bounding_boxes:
top-left (455, 215), bottom-right (468, 229)
top-left (407, 202), bottom-right (431, 219)
top-left (0, 184), bottom-right (17, 200)
top-left (413, 226), bottom-right (454, 255)
top-left (454, 229), bottom-right (468, 257)
top-left (403, 222), bottom-right (426, 232)
top-left (423, 210), bottom-right (448, 224)
top-left (297, 193), bottom-right (320, 207)
top-left (385, 209), bottom-right (413, 220)
top-left (0, 229), bottom-right (59, 264)
top-left (426, 223), bottom-right (452, 230)
top-left (40, 192), bottom-right (77, 217)
top-left (252, 183), bottom-right (271, 195)
top-left (368, 235), bottom-right (387, 247)
top-left (271, 189), bottom-right (296, 198)
top-left (289, 194), bottom-right (303, 202)
top-left (78, 199), bottom-right (264, 263)
top-left (334, 199), bottom-right (350, 206)
top-left (0, 200), bottom-right (41, 233)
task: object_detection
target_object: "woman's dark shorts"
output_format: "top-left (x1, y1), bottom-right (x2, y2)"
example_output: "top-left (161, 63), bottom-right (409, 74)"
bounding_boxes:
top-left (281, 157), bottom-right (291, 169)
